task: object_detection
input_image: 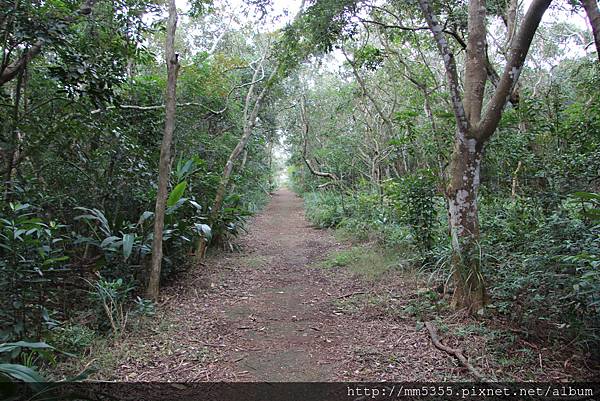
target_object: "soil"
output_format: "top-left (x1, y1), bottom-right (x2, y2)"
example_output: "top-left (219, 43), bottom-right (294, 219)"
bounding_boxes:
top-left (106, 189), bottom-right (597, 382)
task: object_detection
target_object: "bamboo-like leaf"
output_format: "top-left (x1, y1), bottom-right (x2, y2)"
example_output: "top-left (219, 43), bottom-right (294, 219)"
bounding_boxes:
top-left (100, 236), bottom-right (121, 249)
top-left (137, 211), bottom-right (154, 225)
top-left (194, 223), bottom-right (212, 241)
top-left (0, 363), bottom-right (46, 383)
top-left (0, 342), bottom-right (53, 354)
top-left (167, 181), bottom-right (187, 208)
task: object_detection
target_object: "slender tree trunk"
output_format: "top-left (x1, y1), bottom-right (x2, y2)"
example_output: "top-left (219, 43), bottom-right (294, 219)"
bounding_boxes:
top-left (196, 61), bottom-right (275, 259)
top-left (196, 122), bottom-right (250, 258)
top-left (511, 160), bottom-right (522, 198)
top-left (3, 66), bottom-right (24, 200)
top-left (299, 95), bottom-right (339, 183)
top-left (146, 0), bottom-right (179, 301)
top-left (581, 0), bottom-right (600, 62)
top-left (267, 140), bottom-right (274, 188)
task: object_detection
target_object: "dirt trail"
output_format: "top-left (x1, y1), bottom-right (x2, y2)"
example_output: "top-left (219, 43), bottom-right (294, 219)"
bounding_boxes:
top-left (206, 188), bottom-right (342, 380)
top-left (110, 188), bottom-right (590, 382)
top-left (113, 188), bottom-right (453, 382)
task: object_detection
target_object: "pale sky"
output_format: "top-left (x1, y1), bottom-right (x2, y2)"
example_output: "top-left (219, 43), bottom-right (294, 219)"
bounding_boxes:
top-left (175, 0), bottom-right (301, 30)
top-left (173, 0), bottom-right (592, 51)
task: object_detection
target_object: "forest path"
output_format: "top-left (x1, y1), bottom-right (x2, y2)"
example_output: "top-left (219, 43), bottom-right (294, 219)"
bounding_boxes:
top-left (112, 188), bottom-right (455, 381)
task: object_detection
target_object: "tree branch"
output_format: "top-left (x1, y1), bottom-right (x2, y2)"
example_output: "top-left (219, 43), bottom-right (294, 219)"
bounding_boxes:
top-left (418, 0), bottom-right (469, 134)
top-left (478, 0), bottom-right (552, 141)
top-left (581, 0), bottom-right (600, 62)
top-left (463, 0), bottom-right (488, 125)
top-left (0, 0), bottom-right (99, 86)
top-left (0, 41), bottom-right (42, 86)
top-left (299, 96), bottom-right (338, 182)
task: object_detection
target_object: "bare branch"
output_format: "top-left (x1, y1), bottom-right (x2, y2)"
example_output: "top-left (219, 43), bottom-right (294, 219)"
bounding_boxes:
top-left (478, 0), bottom-right (552, 141)
top-left (299, 96), bottom-right (339, 182)
top-left (91, 102), bottom-right (206, 114)
top-left (418, 0), bottom-right (469, 133)
top-left (0, 41), bottom-right (42, 86)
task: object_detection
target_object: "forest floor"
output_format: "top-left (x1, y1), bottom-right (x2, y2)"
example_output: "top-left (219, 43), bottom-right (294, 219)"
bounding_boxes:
top-left (79, 188), bottom-right (596, 381)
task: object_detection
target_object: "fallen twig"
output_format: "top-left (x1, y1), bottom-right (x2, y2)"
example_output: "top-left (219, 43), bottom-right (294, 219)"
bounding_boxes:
top-left (424, 321), bottom-right (487, 382)
top-left (201, 342), bottom-right (226, 348)
top-left (337, 291), bottom-right (366, 299)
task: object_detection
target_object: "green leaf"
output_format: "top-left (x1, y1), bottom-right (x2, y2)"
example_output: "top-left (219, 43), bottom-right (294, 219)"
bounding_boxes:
top-left (167, 182), bottom-right (187, 208)
top-left (42, 256), bottom-right (70, 266)
top-left (137, 211), bottom-right (154, 225)
top-left (0, 342), bottom-right (53, 354)
top-left (122, 234), bottom-right (135, 260)
top-left (583, 209), bottom-right (600, 221)
top-left (188, 200), bottom-right (202, 211)
top-left (99, 236), bottom-right (121, 249)
top-left (572, 191), bottom-right (600, 200)
top-left (0, 363), bottom-right (46, 387)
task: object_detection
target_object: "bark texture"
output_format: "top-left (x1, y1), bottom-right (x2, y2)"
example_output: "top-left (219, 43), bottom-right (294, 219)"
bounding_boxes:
top-left (146, 0), bottom-right (179, 300)
top-left (419, 0), bottom-right (552, 311)
top-left (446, 134), bottom-right (486, 310)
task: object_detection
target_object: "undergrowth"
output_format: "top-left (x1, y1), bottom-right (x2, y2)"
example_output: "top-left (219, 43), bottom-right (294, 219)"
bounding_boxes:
top-left (301, 187), bottom-right (600, 357)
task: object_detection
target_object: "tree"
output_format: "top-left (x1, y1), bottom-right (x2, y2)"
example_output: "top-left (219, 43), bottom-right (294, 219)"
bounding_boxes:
top-left (0, 0), bottom-right (97, 87)
top-left (418, 0), bottom-right (552, 310)
top-left (197, 2), bottom-right (309, 258)
top-left (197, 47), bottom-right (276, 259)
top-left (581, 0), bottom-right (600, 62)
top-left (146, 0), bottom-right (180, 301)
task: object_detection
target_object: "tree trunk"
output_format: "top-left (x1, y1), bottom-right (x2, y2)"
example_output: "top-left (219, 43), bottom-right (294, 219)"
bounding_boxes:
top-left (419, 0), bottom-right (551, 312)
top-left (146, 0), bottom-right (179, 301)
top-left (447, 131), bottom-right (486, 311)
top-left (3, 65), bottom-right (25, 200)
top-left (196, 60), bottom-right (275, 259)
top-left (299, 95), bottom-right (339, 183)
top-left (196, 126), bottom-right (249, 259)
top-left (581, 0), bottom-right (600, 62)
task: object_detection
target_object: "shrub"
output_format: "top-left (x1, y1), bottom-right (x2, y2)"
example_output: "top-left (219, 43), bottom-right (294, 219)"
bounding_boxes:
top-left (480, 195), bottom-right (600, 351)
top-left (385, 170), bottom-right (438, 257)
top-left (87, 276), bottom-right (135, 335)
top-left (47, 324), bottom-right (95, 354)
top-left (304, 192), bottom-right (345, 228)
top-left (0, 203), bottom-right (70, 341)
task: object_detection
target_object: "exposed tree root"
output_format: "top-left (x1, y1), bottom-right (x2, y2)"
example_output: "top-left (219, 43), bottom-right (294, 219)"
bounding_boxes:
top-left (425, 321), bottom-right (487, 381)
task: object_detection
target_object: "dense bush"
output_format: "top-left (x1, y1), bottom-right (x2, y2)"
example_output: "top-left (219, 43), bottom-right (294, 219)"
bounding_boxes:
top-left (479, 195), bottom-right (600, 350)
top-left (304, 192), bottom-right (345, 228)
top-left (0, 203), bottom-right (70, 341)
top-left (0, 1), bottom-right (277, 372)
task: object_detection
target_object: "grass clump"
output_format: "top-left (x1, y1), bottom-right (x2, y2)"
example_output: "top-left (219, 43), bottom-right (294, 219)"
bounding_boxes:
top-left (320, 246), bottom-right (402, 281)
